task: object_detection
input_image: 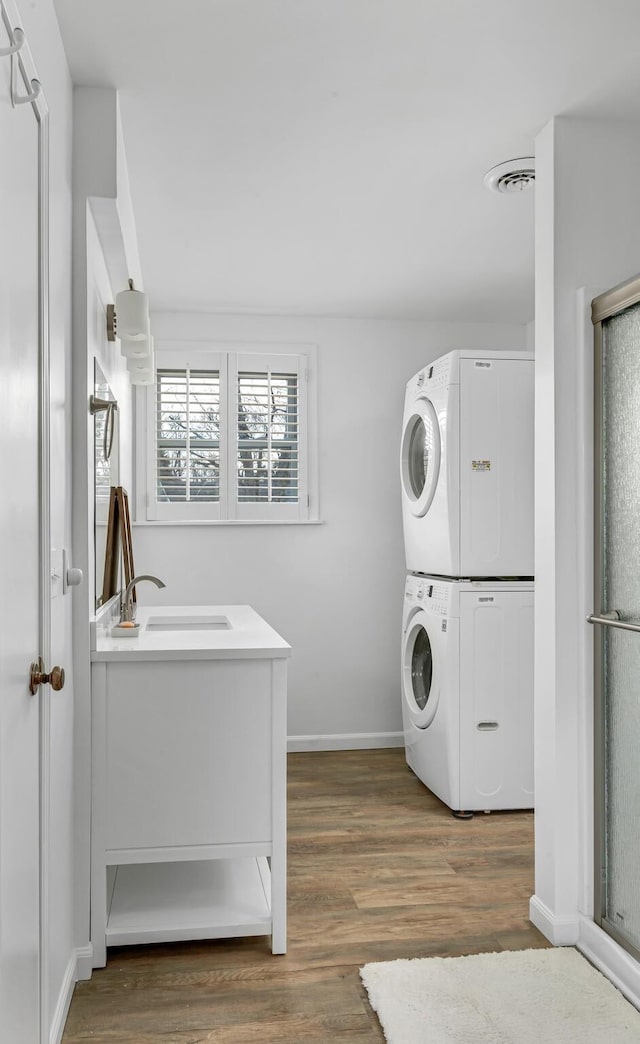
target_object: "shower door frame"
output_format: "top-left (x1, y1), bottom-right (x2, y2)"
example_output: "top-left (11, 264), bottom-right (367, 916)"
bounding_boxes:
top-left (591, 272), bottom-right (640, 964)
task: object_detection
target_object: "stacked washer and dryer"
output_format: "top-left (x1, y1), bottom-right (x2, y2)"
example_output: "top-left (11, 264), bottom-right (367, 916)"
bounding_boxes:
top-left (399, 350), bottom-right (535, 817)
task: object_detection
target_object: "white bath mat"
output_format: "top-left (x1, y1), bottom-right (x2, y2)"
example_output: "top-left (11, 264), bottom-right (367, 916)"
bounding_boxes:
top-left (360, 947), bottom-right (640, 1043)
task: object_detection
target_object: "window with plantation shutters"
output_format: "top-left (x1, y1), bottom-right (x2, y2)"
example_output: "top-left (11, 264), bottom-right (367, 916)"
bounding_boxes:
top-left (230, 352), bottom-right (306, 520)
top-left (156, 369), bottom-right (221, 503)
top-left (143, 344), bottom-right (316, 522)
top-left (236, 371), bottom-right (299, 505)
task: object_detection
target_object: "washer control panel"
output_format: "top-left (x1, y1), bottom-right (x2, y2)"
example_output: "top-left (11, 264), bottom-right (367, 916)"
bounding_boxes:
top-left (405, 576), bottom-right (449, 616)
top-left (425, 583), bottom-right (448, 617)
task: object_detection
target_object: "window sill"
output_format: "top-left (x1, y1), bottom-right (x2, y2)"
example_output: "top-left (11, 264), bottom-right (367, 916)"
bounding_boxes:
top-left (132, 519), bottom-right (324, 527)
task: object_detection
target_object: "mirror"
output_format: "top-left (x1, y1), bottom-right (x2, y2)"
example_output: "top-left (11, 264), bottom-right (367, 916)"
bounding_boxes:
top-left (93, 360), bottom-right (119, 608)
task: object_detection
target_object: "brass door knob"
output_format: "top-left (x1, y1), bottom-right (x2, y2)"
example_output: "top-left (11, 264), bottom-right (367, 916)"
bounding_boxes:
top-left (30, 659), bottom-right (65, 695)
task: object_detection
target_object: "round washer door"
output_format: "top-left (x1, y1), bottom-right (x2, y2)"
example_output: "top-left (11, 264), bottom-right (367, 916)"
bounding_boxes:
top-left (402, 610), bottom-right (439, 729)
top-left (400, 396), bottom-right (441, 517)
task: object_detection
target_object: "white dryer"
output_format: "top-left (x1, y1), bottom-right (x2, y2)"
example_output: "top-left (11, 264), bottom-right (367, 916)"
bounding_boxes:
top-left (401, 574), bottom-right (534, 815)
top-left (400, 349), bottom-right (534, 577)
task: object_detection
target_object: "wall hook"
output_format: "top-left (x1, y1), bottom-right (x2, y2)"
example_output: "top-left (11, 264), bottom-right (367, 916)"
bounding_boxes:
top-left (0, 25), bottom-right (23, 57)
top-left (11, 45), bottom-right (40, 107)
top-left (13, 76), bottom-right (40, 105)
top-left (11, 67), bottom-right (40, 105)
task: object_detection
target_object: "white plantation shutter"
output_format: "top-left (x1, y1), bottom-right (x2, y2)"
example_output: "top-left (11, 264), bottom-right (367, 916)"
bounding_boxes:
top-left (236, 371), bottom-right (299, 503)
top-left (229, 353), bottom-right (307, 521)
top-left (156, 369), bottom-right (220, 497)
top-left (147, 350), bottom-right (226, 520)
top-left (145, 346), bottom-right (312, 521)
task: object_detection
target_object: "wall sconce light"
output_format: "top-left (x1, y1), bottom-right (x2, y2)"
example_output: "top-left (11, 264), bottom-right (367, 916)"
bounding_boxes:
top-left (128, 367), bottom-right (155, 386)
top-left (127, 336), bottom-right (155, 385)
top-left (115, 282), bottom-right (149, 340)
top-left (106, 278), bottom-right (155, 384)
top-left (106, 279), bottom-right (149, 342)
top-left (120, 334), bottom-right (150, 359)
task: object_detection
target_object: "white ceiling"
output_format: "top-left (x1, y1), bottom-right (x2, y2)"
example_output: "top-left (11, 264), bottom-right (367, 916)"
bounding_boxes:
top-left (53, 0), bottom-right (640, 323)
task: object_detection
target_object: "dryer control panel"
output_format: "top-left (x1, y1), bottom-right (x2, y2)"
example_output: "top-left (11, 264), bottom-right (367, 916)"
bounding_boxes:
top-left (417, 355), bottom-right (452, 391)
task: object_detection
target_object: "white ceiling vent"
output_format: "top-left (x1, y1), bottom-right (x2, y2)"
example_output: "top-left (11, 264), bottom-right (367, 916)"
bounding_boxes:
top-left (484, 158), bottom-right (535, 194)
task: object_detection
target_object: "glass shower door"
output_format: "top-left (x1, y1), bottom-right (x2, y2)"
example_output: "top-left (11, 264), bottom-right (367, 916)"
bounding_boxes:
top-left (591, 290), bottom-right (640, 961)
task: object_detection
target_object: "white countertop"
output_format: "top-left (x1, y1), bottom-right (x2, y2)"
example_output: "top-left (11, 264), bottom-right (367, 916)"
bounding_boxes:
top-left (91, 604), bottom-right (292, 662)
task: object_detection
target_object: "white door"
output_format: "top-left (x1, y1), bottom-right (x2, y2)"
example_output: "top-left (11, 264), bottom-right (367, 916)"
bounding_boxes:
top-left (0, 31), bottom-right (49, 1043)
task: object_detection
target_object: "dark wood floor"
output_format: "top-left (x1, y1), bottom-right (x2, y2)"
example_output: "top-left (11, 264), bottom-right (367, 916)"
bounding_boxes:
top-left (63, 748), bottom-right (546, 1042)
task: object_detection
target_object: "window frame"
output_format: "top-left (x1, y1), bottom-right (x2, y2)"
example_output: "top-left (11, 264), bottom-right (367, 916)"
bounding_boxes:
top-left (136, 341), bottom-right (318, 524)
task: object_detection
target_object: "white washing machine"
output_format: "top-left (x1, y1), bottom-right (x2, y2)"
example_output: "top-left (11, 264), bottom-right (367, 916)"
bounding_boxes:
top-left (400, 349), bottom-right (534, 577)
top-left (401, 573), bottom-right (534, 815)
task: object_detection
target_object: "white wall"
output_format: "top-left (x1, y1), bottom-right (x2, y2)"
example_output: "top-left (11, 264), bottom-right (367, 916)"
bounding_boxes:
top-left (525, 320), bottom-right (535, 353)
top-left (16, 0), bottom-right (75, 1037)
top-left (133, 312), bottom-right (526, 745)
top-left (532, 117), bottom-right (640, 1000)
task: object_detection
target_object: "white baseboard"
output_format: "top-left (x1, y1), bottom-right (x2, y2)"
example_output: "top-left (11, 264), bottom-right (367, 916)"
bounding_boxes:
top-left (287, 732), bottom-right (404, 752)
top-left (529, 894), bottom-right (580, 945)
top-left (75, 943), bottom-right (93, 981)
top-left (578, 916), bottom-right (640, 1011)
top-left (49, 951), bottom-right (77, 1044)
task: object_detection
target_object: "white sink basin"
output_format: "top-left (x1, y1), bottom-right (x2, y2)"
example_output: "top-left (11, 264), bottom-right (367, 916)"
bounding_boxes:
top-left (145, 615), bottom-right (231, 632)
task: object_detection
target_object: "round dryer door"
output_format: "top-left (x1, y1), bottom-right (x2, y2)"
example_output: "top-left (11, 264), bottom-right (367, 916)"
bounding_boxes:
top-left (400, 396), bottom-right (441, 517)
top-left (402, 610), bottom-right (439, 728)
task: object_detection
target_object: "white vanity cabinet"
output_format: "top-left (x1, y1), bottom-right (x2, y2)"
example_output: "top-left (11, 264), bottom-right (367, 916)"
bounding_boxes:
top-left (90, 605), bottom-right (290, 965)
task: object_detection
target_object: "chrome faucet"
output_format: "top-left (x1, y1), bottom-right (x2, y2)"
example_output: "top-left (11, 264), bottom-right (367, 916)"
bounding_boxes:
top-left (119, 574), bottom-right (166, 624)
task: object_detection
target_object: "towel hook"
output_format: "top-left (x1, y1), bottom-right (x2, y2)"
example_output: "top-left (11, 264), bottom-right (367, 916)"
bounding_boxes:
top-left (90, 395), bottom-right (119, 461)
top-left (11, 45), bottom-right (40, 107)
top-left (0, 25), bottom-right (23, 57)
top-left (12, 76), bottom-right (41, 106)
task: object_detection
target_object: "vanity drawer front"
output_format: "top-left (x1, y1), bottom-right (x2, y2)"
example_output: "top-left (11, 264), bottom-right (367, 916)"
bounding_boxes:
top-left (102, 659), bottom-right (275, 850)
